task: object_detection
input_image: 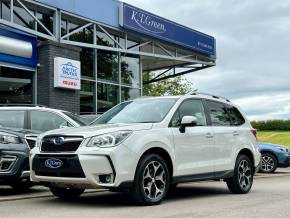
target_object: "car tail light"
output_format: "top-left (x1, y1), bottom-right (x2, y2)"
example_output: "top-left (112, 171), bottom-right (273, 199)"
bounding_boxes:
top-left (251, 129), bottom-right (257, 139)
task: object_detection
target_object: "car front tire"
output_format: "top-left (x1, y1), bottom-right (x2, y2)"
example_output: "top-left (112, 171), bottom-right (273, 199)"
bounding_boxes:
top-left (49, 187), bottom-right (85, 200)
top-left (131, 154), bottom-right (170, 205)
top-left (260, 153), bottom-right (278, 173)
top-left (226, 154), bottom-right (254, 194)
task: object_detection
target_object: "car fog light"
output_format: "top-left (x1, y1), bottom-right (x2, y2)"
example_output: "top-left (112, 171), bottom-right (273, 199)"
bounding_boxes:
top-left (99, 174), bottom-right (114, 184)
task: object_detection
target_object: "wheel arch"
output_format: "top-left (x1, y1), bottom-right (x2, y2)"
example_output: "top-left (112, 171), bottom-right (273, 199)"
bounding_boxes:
top-left (238, 148), bottom-right (255, 165)
top-left (137, 147), bottom-right (174, 183)
top-left (260, 150), bottom-right (278, 163)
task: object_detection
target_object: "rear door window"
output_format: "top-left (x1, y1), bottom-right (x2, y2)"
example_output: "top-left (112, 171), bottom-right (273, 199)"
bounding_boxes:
top-left (205, 101), bottom-right (231, 126)
top-left (227, 106), bottom-right (245, 126)
top-left (30, 111), bottom-right (72, 132)
top-left (0, 110), bottom-right (25, 128)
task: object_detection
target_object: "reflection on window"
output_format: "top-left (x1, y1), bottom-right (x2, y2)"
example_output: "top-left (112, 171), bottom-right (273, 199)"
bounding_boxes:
top-left (0, 67), bottom-right (33, 104)
top-left (61, 19), bottom-right (67, 37)
top-left (97, 83), bottom-right (119, 113)
top-left (206, 101), bottom-right (231, 126)
top-left (171, 99), bottom-right (207, 127)
top-left (80, 80), bottom-right (95, 113)
top-left (13, 4), bottom-right (35, 29)
top-left (121, 87), bottom-right (140, 101)
top-left (121, 55), bottom-right (140, 88)
top-left (68, 22), bottom-right (93, 44)
top-left (1, 1), bottom-right (10, 21)
top-left (0, 111), bottom-right (25, 129)
top-left (80, 48), bottom-right (94, 78)
top-left (97, 50), bottom-right (119, 83)
top-left (36, 12), bottom-right (53, 34)
top-left (97, 31), bottom-right (116, 47)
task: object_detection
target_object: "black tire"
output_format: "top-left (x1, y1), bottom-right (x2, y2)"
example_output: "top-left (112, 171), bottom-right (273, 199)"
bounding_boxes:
top-left (260, 153), bottom-right (278, 173)
top-left (226, 154), bottom-right (254, 194)
top-left (10, 179), bottom-right (33, 192)
top-left (49, 187), bottom-right (85, 200)
top-left (131, 154), bottom-right (170, 206)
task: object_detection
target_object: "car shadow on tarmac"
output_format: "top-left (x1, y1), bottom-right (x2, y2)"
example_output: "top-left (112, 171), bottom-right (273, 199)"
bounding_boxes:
top-left (0, 185), bottom-right (48, 197)
top-left (39, 184), bottom-right (230, 207)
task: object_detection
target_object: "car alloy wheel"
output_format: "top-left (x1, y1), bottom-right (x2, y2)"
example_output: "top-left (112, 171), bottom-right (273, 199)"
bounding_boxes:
top-left (238, 159), bottom-right (252, 191)
top-left (261, 155), bottom-right (275, 172)
top-left (142, 161), bottom-right (166, 200)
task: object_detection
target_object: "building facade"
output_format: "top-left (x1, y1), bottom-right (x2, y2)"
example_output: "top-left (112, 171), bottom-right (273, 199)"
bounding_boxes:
top-left (0, 0), bottom-right (216, 114)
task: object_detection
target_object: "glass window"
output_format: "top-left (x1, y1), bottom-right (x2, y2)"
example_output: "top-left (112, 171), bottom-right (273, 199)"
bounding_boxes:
top-left (80, 80), bottom-right (95, 113)
top-left (206, 101), bottom-right (231, 126)
top-left (61, 19), bottom-right (67, 37)
top-left (36, 12), bottom-right (53, 34)
top-left (0, 67), bottom-right (33, 104)
top-left (80, 48), bottom-right (94, 78)
top-left (97, 50), bottom-right (119, 83)
top-left (62, 111), bottom-right (88, 126)
top-left (92, 98), bottom-right (177, 125)
top-left (13, 5), bottom-right (35, 29)
top-left (0, 111), bottom-right (25, 128)
top-left (171, 99), bottom-right (207, 127)
top-left (30, 111), bottom-right (71, 132)
top-left (97, 31), bottom-right (115, 47)
top-left (227, 106), bottom-right (245, 126)
top-left (121, 54), bottom-right (140, 88)
top-left (121, 87), bottom-right (140, 101)
top-left (68, 22), bottom-right (93, 44)
top-left (1, 0), bottom-right (10, 21)
top-left (97, 83), bottom-right (119, 113)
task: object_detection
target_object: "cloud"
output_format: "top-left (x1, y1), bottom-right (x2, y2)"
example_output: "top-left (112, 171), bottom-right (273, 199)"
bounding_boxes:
top-left (123, 0), bottom-right (290, 120)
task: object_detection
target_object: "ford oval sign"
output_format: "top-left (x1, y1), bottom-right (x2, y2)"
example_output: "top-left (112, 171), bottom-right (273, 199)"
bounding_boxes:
top-left (45, 158), bottom-right (63, 169)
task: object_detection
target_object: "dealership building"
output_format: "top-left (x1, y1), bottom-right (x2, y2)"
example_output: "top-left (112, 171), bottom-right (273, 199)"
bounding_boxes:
top-left (0, 0), bottom-right (216, 113)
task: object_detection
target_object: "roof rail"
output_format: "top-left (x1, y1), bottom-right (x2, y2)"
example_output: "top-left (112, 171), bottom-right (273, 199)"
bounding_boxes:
top-left (0, 104), bottom-right (47, 107)
top-left (191, 92), bottom-right (231, 102)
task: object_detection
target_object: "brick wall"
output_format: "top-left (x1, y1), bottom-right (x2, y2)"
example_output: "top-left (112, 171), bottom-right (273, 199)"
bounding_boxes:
top-left (37, 41), bottom-right (81, 113)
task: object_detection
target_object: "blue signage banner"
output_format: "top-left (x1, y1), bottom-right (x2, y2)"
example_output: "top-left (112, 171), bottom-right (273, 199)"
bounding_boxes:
top-left (0, 25), bottom-right (37, 69)
top-left (121, 3), bottom-right (216, 58)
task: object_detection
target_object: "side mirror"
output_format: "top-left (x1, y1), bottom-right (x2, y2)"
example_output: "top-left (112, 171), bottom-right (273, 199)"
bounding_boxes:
top-left (179, 116), bottom-right (197, 133)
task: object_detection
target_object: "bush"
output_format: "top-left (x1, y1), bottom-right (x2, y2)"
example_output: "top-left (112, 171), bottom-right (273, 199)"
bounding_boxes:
top-left (251, 120), bottom-right (290, 131)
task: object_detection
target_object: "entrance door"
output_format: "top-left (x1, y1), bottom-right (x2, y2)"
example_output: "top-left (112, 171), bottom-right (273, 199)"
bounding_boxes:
top-left (0, 66), bottom-right (34, 104)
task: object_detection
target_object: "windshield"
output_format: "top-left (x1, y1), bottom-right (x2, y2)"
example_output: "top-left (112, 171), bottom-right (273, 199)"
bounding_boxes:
top-left (63, 112), bottom-right (89, 126)
top-left (91, 98), bottom-right (177, 125)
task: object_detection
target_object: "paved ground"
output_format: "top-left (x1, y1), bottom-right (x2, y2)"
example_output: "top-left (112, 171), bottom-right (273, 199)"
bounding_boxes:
top-left (0, 170), bottom-right (290, 218)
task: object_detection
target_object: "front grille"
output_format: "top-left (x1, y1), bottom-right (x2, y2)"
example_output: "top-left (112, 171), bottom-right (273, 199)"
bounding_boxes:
top-left (33, 154), bottom-right (85, 178)
top-left (41, 136), bottom-right (83, 153)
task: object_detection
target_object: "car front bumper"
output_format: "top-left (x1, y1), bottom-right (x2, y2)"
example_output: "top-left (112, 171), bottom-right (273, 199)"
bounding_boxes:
top-left (30, 144), bottom-right (138, 189)
top-left (0, 149), bottom-right (30, 183)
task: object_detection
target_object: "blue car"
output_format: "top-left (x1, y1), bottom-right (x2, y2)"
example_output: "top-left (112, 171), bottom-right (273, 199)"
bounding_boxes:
top-left (258, 142), bottom-right (290, 173)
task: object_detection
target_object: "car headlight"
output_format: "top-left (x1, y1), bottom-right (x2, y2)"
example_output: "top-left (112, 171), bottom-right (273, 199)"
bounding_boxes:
top-left (0, 132), bottom-right (21, 144)
top-left (278, 146), bottom-right (288, 153)
top-left (87, 131), bottom-right (132, 148)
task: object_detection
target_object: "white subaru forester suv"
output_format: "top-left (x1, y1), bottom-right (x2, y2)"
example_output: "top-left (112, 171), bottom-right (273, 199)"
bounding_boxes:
top-left (30, 93), bottom-right (261, 205)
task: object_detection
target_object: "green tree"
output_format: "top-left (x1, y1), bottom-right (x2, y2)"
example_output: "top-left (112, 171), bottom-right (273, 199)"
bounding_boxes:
top-left (143, 72), bottom-right (196, 96)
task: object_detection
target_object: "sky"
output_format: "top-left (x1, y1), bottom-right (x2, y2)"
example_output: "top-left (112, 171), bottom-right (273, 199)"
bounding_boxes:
top-left (122, 0), bottom-right (290, 121)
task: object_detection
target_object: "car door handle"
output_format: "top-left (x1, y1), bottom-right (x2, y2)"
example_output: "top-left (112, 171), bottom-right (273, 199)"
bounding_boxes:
top-left (233, 131), bottom-right (239, 136)
top-left (205, 133), bottom-right (214, 138)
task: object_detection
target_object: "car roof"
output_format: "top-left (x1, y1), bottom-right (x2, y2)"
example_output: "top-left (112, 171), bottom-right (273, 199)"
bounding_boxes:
top-left (0, 106), bottom-right (66, 113)
top-left (135, 93), bottom-right (234, 105)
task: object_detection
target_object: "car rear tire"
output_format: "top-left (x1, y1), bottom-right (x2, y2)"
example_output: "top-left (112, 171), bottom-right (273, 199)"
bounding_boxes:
top-left (226, 154), bottom-right (253, 194)
top-left (131, 154), bottom-right (170, 205)
top-left (49, 187), bottom-right (85, 200)
top-left (260, 153), bottom-right (278, 173)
